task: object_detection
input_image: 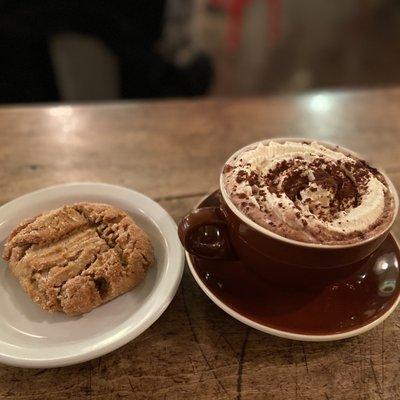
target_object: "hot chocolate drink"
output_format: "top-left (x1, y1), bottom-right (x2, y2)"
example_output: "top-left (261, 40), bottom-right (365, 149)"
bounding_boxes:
top-left (223, 140), bottom-right (396, 245)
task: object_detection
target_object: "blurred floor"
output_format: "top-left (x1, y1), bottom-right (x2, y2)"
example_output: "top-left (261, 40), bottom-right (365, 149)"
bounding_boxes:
top-left (201, 0), bottom-right (400, 96)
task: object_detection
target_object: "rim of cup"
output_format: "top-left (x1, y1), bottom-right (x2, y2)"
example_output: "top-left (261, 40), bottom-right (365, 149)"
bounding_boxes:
top-left (219, 137), bottom-right (399, 250)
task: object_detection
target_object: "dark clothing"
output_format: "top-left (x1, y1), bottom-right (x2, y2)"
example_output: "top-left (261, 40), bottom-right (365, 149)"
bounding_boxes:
top-left (0, 0), bottom-right (212, 102)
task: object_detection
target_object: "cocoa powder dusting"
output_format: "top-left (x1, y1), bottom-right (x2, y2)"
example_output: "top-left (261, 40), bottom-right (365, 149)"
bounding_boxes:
top-left (223, 140), bottom-right (393, 245)
top-left (223, 164), bottom-right (234, 174)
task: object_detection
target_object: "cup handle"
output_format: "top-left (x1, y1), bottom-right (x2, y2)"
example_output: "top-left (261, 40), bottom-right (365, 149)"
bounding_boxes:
top-left (178, 206), bottom-right (238, 260)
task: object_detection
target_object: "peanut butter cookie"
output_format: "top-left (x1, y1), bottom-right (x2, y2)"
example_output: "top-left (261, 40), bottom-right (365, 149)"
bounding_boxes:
top-left (2, 203), bottom-right (154, 316)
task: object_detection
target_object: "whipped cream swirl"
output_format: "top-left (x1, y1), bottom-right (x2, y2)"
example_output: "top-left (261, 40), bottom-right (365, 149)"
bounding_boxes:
top-left (223, 140), bottom-right (395, 244)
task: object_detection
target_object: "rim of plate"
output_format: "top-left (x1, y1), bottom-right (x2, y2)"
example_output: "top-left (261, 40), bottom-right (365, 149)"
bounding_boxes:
top-left (0, 182), bottom-right (184, 367)
top-left (186, 192), bottom-right (400, 342)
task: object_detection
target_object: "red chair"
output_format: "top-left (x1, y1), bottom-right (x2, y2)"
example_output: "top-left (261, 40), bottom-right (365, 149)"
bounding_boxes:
top-left (210, 0), bottom-right (282, 52)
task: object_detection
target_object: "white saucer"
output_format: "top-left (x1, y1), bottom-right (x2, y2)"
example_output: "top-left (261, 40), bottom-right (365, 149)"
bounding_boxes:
top-left (0, 183), bottom-right (184, 368)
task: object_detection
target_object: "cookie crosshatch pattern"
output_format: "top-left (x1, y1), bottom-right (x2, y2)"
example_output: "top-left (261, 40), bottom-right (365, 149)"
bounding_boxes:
top-left (2, 202), bottom-right (154, 316)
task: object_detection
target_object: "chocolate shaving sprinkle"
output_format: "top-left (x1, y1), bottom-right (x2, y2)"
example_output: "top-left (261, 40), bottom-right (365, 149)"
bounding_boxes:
top-left (223, 140), bottom-right (393, 245)
top-left (236, 170), bottom-right (248, 183)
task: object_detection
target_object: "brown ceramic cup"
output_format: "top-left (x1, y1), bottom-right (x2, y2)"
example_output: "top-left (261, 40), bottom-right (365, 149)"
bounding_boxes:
top-left (178, 138), bottom-right (399, 284)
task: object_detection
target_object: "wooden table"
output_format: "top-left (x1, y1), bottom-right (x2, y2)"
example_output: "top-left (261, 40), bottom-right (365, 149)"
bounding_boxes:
top-left (1, 88), bottom-right (400, 400)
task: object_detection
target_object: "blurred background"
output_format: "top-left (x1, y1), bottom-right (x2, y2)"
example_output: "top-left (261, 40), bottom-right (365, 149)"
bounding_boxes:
top-left (1, 0), bottom-right (400, 103)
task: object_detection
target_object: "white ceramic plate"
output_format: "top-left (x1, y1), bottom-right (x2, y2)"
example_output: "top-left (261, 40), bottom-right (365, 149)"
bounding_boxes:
top-left (0, 183), bottom-right (184, 368)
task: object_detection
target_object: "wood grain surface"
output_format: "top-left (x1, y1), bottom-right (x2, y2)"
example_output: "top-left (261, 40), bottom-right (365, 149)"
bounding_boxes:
top-left (1, 88), bottom-right (400, 399)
